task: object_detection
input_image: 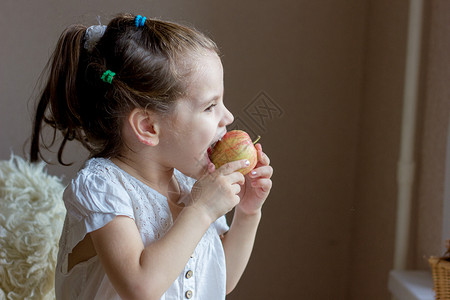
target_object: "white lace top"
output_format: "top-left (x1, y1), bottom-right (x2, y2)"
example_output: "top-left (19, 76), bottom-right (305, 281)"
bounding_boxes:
top-left (55, 158), bottom-right (229, 300)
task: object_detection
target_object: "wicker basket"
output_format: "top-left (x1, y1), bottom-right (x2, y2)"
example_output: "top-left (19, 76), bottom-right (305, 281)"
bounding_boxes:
top-left (429, 256), bottom-right (450, 299)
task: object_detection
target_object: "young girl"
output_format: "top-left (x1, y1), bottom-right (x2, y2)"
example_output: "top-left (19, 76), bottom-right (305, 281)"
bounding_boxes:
top-left (30, 13), bottom-right (272, 300)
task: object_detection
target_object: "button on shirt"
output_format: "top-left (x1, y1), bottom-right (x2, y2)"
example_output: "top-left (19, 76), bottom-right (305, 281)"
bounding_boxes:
top-left (55, 158), bottom-right (229, 300)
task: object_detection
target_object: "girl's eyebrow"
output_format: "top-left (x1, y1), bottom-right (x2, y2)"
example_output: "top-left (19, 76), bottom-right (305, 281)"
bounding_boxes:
top-left (200, 94), bottom-right (221, 106)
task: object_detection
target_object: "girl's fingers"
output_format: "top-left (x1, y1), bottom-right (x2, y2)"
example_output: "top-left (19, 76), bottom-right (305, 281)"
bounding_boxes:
top-left (207, 162), bottom-right (216, 173)
top-left (228, 171), bottom-right (245, 186)
top-left (232, 183), bottom-right (242, 195)
top-left (249, 165), bottom-right (273, 179)
top-left (250, 178), bottom-right (272, 192)
top-left (255, 143), bottom-right (270, 166)
top-left (218, 159), bottom-right (249, 176)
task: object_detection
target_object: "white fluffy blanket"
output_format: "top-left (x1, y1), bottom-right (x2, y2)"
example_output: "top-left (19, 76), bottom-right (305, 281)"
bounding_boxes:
top-left (0, 155), bottom-right (65, 300)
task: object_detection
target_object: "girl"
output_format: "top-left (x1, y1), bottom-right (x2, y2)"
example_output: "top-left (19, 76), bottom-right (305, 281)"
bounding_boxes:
top-left (30, 13), bottom-right (272, 300)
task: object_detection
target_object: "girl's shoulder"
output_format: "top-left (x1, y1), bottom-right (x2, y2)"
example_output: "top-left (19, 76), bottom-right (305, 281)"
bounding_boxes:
top-left (64, 157), bottom-right (133, 213)
top-left (76, 157), bottom-right (120, 181)
top-left (71, 157), bottom-right (132, 192)
top-left (75, 157), bottom-right (196, 190)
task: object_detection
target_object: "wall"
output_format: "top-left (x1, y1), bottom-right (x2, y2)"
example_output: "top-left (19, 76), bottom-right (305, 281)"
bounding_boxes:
top-left (209, 1), bottom-right (366, 299)
top-left (348, 1), bottom-right (409, 299)
top-left (0, 0), bottom-right (415, 299)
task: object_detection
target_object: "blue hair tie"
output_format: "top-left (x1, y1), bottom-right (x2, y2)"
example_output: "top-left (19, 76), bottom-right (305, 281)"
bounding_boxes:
top-left (135, 15), bottom-right (147, 28)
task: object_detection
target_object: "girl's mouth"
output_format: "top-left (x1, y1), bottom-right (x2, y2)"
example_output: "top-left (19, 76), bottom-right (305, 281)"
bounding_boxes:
top-left (206, 151), bottom-right (213, 164)
top-left (207, 141), bottom-right (217, 155)
top-left (206, 137), bottom-right (222, 163)
top-left (207, 137), bottom-right (222, 155)
top-left (206, 132), bottom-right (226, 163)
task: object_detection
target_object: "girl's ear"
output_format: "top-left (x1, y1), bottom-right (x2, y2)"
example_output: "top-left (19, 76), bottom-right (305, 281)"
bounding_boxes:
top-left (128, 108), bottom-right (160, 146)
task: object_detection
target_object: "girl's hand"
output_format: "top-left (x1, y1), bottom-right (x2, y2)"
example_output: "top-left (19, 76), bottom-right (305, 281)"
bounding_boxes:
top-left (190, 159), bottom-right (247, 223)
top-left (237, 143), bottom-right (273, 215)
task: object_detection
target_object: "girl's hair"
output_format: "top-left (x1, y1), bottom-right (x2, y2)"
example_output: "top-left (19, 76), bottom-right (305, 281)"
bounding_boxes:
top-left (30, 13), bottom-right (219, 164)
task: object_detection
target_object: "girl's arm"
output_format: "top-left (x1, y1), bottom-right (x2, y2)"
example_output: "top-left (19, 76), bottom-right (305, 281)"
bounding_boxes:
top-left (90, 159), bottom-right (247, 300)
top-left (90, 207), bottom-right (209, 300)
top-left (221, 207), bottom-right (261, 294)
top-left (222, 143), bottom-right (272, 294)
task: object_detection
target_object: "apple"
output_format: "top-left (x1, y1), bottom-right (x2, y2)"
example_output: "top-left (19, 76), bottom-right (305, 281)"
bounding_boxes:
top-left (208, 130), bottom-right (261, 175)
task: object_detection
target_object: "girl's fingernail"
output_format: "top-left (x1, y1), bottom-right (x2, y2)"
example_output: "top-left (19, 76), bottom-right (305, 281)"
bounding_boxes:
top-left (245, 160), bottom-right (250, 166)
top-left (251, 171), bottom-right (257, 176)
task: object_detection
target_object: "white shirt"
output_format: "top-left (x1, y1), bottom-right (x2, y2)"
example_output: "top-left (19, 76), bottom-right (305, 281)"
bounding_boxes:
top-left (55, 158), bottom-right (229, 300)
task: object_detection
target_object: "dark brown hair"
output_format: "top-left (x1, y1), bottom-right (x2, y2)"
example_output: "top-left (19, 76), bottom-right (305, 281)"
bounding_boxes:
top-left (30, 13), bottom-right (219, 164)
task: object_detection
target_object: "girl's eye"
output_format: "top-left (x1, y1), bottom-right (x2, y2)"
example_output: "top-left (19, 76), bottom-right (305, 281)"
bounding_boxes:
top-left (205, 104), bottom-right (217, 112)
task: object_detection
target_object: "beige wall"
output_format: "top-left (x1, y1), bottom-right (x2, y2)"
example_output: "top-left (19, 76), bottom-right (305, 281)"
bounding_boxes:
top-left (348, 1), bottom-right (409, 299)
top-left (3, 0), bottom-right (443, 299)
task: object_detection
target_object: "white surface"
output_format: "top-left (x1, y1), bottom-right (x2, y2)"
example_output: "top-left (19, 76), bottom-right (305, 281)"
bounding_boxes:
top-left (388, 270), bottom-right (435, 300)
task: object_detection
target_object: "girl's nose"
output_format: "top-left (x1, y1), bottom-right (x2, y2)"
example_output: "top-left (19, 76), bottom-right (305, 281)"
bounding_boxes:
top-left (222, 106), bottom-right (234, 127)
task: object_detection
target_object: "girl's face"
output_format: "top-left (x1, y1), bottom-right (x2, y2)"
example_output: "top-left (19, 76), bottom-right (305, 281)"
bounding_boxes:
top-left (159, 52), bottom-right (234, 179)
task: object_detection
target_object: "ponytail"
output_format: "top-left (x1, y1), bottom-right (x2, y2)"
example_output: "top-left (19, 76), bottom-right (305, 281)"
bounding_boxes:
top-left (30, 25), bottom-right (86, 164)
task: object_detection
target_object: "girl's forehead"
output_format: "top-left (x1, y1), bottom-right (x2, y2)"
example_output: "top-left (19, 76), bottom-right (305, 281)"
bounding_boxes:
top-left (166, 52), bottom-right (223, 116)
top-left (183, 54), bottom-right (223, 94)
top-left (186, 51), bottom-right (223, 78)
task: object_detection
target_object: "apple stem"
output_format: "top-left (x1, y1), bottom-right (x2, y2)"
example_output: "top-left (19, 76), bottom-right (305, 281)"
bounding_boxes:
top-left (253, 135), bottom-right (261, 145)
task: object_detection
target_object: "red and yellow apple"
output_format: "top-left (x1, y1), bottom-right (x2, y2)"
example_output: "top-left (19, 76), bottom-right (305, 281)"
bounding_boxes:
top-left (208, 130), bottom-right (260, 175)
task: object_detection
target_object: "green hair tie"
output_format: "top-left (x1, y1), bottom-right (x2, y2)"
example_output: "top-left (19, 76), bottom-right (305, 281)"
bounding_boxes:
top-left (101, 70), bottom-right (115, 84)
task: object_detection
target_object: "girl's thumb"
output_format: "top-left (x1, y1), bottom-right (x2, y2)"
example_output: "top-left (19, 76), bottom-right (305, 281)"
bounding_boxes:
top-left (208, 162), bottom-right (216, 173)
